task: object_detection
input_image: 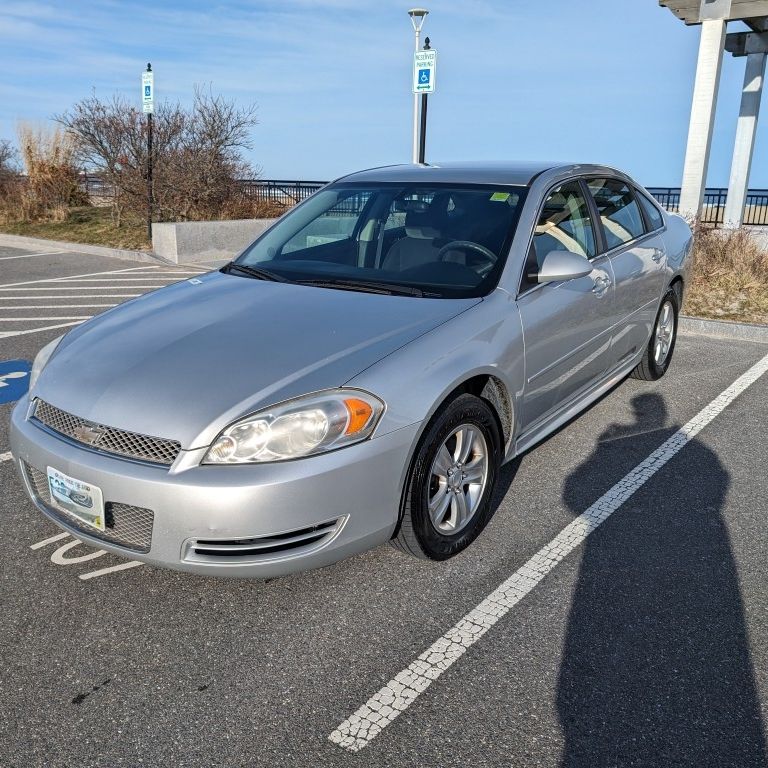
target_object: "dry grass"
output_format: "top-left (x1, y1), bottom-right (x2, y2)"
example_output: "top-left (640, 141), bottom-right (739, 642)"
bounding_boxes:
top-left (686, 225), bottom-right (768, 325)
top-left (0, 206), bottom-right (149, 250)
top-left (0, 198), bottom-right (290, 251)
top-left (9, 123), bottom-right (85, 223)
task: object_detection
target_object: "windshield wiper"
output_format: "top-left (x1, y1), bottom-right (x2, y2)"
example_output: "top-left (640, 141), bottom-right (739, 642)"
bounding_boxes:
top-left (296, 278), bottom-right (426, 297)
top-left (222, 262), bottom-right (288, 282)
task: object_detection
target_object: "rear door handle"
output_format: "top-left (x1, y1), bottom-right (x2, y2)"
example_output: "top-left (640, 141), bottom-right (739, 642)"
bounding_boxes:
top-left (652, 248), bottom-right (664, 263)
top-left (592, 275), bottom-right (611, 295)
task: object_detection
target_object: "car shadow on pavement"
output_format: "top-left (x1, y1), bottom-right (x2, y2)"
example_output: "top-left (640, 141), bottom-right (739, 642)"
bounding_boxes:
top-left (556, 392), bottom-right (767, 767)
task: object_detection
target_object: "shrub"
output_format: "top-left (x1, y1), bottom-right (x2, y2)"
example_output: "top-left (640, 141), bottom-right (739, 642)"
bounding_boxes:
top-left (15, 123), bottom-right (86, 222)
top-left (58, 88), bottom-right (259, 227)
top-left (687, 223), bottom-right (768, 322)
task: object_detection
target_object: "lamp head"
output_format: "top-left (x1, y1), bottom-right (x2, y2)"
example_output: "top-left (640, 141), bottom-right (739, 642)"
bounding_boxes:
top-left (408, 8), bottom-right (429, 31)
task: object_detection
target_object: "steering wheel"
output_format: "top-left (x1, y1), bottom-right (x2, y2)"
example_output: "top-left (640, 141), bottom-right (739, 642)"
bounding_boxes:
top-left (436, 240), bottom-right (498, 277)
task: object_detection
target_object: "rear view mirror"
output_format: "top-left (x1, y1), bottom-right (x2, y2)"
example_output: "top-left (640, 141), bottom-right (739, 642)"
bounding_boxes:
top-left (534, 250), bottom-right (593, 284)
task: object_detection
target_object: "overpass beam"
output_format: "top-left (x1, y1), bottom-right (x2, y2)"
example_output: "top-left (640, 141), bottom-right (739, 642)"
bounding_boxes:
top-left (679, 17), bottom-right (728, 217)
top-left (724, 51), bottom-right (767, 227)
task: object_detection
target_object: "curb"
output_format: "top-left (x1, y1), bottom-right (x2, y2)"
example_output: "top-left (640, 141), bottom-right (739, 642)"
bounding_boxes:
top-left (679, 315), bottom-right (768, 344)
top-left (0, 233), bottom-right (173, 265)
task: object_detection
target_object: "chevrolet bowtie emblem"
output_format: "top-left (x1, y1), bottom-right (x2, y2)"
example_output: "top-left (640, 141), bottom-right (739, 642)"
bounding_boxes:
top-left (73, 423), bottom-right (105, 445)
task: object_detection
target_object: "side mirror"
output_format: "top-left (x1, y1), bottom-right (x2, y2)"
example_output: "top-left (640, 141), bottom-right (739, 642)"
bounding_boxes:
top-left (533, 250), bottom-right (593, 284)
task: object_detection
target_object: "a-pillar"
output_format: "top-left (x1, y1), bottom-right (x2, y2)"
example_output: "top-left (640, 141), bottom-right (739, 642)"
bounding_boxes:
top-left (679, 18), bottom-right (728, 217)
top-left (723, 51), bottom-right (767, 227)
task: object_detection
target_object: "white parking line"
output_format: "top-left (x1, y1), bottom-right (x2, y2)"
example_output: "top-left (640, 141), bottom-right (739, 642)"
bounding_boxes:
top-left (113, 271), bottom-right (206, 276)
top-left (79, 560), bottom-right (144, 580)
top-left (48, 278), bottom-right (187, 283)
top-left (0, 305), bottom-right (117, 309)
top-left (0, 295), bottom-right (141, 300)
top-left (0, 451), bottom-right (13, 463)
top-left (29, 532), bottom-right (69, 550)
top-left (50, 539), bottom-right (107, 565)
top-left (0, 250), bottom-right (67, 261)
top-left (0, 316), bottom-right (93, 321)
top-left (329, 350), bottom-right (768, 752)
top-left (0, 322), bottom-right (80, 339)
top-left (0, 287), bottom-right (166, 292)
top-left (0, 265), bottom-right (161, 289)
top-left (28, 531), bottom-right (146, 580)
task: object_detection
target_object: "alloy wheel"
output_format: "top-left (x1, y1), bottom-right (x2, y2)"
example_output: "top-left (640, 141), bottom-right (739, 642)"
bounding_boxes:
top-left (427, 424), bottom-right (489, 534)
top-left (653, 300), bottom-right (675, 367)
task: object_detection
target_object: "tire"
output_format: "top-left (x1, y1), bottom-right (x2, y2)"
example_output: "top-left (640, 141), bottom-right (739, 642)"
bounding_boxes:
top-left (630, 288), bottom-right (679, 381)
top-left (391, 393), bottom-right (501, 561)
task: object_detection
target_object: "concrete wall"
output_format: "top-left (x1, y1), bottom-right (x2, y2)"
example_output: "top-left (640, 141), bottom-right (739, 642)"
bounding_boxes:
top-left (152, 218), bottom-right (278, 264)
top-left (746, 225), bottom-right (768, 250)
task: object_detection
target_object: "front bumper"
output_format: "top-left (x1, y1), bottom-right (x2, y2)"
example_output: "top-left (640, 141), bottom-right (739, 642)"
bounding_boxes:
top-left (10, 395), bottom-right (419, 578)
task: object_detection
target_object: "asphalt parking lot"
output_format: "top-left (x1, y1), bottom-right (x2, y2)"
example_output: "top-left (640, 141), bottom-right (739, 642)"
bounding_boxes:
top-left (2, 243), bottom-right (768, 767)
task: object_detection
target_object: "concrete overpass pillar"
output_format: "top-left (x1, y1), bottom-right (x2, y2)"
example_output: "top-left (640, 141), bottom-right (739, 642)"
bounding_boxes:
top-left (724, 52), bottom-right (767, 227)
top-left (679, 18), bottom-right (727, 217)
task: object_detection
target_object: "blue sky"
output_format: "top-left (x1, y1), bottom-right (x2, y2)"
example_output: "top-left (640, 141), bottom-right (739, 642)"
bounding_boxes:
top-left (1, 0), bottom-right (765, 186)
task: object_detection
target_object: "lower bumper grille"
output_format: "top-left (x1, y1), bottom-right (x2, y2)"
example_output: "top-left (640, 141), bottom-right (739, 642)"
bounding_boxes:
top-left (186, 518), bottom-right (344, 563)
top-left (23, 462), bottom-right (154, 553)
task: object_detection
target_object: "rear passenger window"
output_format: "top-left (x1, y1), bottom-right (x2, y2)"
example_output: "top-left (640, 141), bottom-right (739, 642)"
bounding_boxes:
top-left (636, 190), bottom-right (664, 231)
top-left (587, 179), bottom-right (645, 250)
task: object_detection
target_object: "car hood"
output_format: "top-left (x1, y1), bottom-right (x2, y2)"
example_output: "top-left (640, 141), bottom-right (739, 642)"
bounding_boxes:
top-left (35, 271), bottom-right (478, 449)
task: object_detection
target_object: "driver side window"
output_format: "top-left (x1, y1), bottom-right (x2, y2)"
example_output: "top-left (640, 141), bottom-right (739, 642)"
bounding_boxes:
top-left (522, 182), bottom-right (596, 292)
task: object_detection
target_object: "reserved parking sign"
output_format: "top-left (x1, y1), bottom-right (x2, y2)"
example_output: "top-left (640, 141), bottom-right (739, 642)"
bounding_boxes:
top-left (413, 49), bottom-right (437, 94)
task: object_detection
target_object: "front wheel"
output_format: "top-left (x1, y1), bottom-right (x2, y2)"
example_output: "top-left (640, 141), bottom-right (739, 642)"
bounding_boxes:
top-left (630, 288), bottom-right (679, 381)
top-left (391, 393), bottom-right (501, 560)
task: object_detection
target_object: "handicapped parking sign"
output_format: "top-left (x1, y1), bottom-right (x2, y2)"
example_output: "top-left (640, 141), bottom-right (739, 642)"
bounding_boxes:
top-left (0, 359), bottom-right (31, 405)
top-left (413, 49), bottom-right (437, 93)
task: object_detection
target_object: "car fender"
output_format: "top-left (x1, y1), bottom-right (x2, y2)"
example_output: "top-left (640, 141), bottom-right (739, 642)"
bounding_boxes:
top-left (345, 288), bottom-right (525, 466)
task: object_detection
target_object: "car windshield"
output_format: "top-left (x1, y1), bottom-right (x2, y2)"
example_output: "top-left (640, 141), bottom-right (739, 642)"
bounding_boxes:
top-left (232, 183), bottom-right (527, 298)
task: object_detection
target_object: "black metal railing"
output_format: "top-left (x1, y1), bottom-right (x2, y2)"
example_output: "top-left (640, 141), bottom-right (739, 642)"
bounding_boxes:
top-left (647, 186), bottom-right (768, 226)
top-left (75, 174), bottom-right (768, 226)
top-left (238, 179), bottom-right (327, 204)
top-left (76, 175), bottom-right (328, 205)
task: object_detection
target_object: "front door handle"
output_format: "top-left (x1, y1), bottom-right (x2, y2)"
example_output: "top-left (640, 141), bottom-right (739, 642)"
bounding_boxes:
top-left (592, 275), bottom-right (611, 295)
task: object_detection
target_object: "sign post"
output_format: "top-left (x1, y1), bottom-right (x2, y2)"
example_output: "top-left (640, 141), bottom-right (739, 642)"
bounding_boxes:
top-left (142, 64), bottom-right (154, 244)
top-left (407, 9), bottom-right (429, 164)
top-left (413, 42), bottom-right (436, 164)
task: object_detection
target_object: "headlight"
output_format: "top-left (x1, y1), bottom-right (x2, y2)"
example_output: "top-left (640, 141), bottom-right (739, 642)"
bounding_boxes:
top-left (204, 389), bottom-right (384, 464)
top-left (29, 335), bottom-right (64, 391)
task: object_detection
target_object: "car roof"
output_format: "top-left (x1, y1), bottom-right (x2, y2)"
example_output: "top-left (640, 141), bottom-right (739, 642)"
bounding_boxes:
top-left (336, 161), bottom-right (562, 186)
top-left (335, 161), bottom-right (633, 187)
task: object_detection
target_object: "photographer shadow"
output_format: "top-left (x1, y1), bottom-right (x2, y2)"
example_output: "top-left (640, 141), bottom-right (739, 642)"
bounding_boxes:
top-left (556, 393), bottom-right (766, 767)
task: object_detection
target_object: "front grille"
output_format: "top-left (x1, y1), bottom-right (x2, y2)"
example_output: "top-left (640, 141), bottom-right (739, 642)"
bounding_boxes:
top-left (32, 399), bottom-right (181, 466)
top-left (185, 518), bottom-right (344, 563)
top-left (24, 462), bottom-right (154, 553)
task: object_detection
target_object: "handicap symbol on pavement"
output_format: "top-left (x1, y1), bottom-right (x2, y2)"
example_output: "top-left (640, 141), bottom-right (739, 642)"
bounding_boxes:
top-left (0, 359), bottom-right (32, 405)
top-left (418, 69), bottom-right (430, 85)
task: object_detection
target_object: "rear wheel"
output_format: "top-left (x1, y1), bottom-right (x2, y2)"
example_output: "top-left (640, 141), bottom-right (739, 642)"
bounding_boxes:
top-left (392, 393), bottom-right (501, 560)
top-left (630, 288), bottom-right (679, 381)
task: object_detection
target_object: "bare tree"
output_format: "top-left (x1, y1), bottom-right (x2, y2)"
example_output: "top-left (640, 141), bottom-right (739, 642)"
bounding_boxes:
top-left (0, 139), bottom-right (18, 178)
top-left (58, 88), bottom-right (259, 226)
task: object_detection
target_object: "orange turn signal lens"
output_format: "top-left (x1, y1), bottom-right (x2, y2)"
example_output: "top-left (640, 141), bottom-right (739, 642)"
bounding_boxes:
top-left (344, 398), bottom-right (373, 435)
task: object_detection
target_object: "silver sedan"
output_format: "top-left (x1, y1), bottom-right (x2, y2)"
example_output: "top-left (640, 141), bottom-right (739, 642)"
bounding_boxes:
top-left (10, 162), bottom-right (692, 577)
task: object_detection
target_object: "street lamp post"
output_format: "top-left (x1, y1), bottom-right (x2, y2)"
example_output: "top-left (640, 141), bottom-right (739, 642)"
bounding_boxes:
top-left (408, 8), bottom-right (428, 164)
